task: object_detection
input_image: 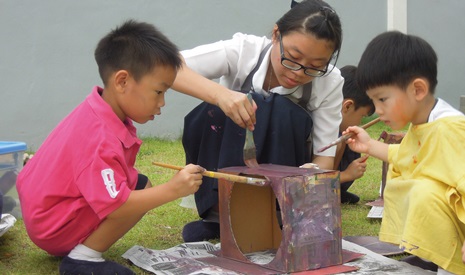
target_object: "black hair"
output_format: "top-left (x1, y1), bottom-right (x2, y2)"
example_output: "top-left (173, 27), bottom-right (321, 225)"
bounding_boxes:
top-left (95, 19), bottom-right (182, 85)
top-left (341, 65), bottom-right (375, 116)
top-left (277, 0), bottom-right (342, 63)
top-left (357, 31), bottom-right (438, 94)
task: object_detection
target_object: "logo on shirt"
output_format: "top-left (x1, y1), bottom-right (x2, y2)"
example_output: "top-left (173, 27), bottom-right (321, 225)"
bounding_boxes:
top-left (101, 169), bottom-right (119, 198)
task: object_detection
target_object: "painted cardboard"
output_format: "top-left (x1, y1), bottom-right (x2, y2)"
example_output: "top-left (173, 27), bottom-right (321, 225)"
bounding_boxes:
top-left (218, 164), bottom-right (342, 273)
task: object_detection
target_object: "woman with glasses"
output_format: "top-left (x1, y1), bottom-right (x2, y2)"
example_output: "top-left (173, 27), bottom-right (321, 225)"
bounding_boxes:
top-left (171, 0), bottom-right (343, 242)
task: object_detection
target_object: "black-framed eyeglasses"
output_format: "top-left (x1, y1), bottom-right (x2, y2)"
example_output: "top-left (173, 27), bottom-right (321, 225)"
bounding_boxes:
top-left (278, 33), bottom-right (329, 77)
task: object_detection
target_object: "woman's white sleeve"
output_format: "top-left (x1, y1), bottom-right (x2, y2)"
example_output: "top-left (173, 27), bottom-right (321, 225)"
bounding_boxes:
top-left (309, 73), bottom-right (344, 157)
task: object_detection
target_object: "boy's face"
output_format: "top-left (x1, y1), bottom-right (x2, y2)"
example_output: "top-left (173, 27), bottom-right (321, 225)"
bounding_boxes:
top-left (118, 66), bottom-right (177, 124)
top-left (340, 99), bottom-right (372, 132)
top-left (366, 84), bottom-right (416, 130)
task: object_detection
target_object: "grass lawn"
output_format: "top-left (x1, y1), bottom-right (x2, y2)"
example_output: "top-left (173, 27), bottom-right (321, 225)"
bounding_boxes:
top-left (0, 117), bottom-right (400, 274)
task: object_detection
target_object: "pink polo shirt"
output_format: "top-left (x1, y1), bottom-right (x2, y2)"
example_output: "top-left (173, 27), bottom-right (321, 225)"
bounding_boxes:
top-left (17, 86), bottom-right (141, 256)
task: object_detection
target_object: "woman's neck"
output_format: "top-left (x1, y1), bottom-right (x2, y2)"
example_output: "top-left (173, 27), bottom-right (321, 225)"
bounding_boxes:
top-left (263, 65), bottom-right (275, 92)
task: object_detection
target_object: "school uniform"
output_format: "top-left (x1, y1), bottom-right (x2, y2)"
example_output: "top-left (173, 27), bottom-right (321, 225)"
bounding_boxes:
top-left (181, 33), bottom-right (343, 218)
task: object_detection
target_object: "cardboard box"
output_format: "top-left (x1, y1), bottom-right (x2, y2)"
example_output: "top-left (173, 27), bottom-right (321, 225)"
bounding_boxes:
top-left (0, 141), bottom-right (26, 218)
top-left (218, 164), bottom-right (341, 273)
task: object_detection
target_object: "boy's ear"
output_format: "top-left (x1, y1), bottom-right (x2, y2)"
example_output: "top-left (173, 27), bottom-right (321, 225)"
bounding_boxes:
top-left (114, 70), bottom-right (130, 93)
top-left (412, 78), bottom-right (429, 100)
top-left (341, 99), bottom-right (355, 114)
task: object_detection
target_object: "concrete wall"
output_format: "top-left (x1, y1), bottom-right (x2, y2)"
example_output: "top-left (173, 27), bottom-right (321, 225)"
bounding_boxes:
top-left (1, 0), bottom-right (464, 150)
top-left (408, 0), bottom-right (465, 107)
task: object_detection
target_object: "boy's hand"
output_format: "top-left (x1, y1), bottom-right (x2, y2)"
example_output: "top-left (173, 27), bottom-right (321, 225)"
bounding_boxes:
top-left (344, 126), bottom-right (371, 154)
top-left (169, 164), bottom-right (204, 197)
top-left (217, 90), bottom-right (257, 131)
top-left (344, 155), bottom-right (369, 181)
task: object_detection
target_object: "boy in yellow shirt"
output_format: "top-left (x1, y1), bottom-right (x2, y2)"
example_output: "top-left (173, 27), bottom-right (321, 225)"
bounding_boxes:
top-left (345, 31), bottom-right (465, 274)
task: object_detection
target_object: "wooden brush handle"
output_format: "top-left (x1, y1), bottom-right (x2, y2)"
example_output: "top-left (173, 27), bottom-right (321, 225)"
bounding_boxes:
top-left (361, 117), bottom-right (381, 130)
top-left (152, 162), bottom-right (265, 186)
top-left (317, 117), bottom-right (381, 153)
top-left (153, 162), bottom-right (185, 171)
top-left (342, 117), bottom-right (381, 140)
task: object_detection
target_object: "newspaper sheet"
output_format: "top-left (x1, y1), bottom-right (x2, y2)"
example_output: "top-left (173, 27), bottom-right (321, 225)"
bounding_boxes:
top-left (123, 240), bottom-right (434, 275)
top-left (122, 242), bottom-right (241, 274)
top-left (339, 240), bottom-right (434, 275)
top-left (0, 213), bottom-right (16, 237)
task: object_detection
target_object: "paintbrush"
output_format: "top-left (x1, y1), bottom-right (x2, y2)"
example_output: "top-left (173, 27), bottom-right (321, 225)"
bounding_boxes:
top-left (243, 93), bottom-right (259, 168)
top-left (317, 117), bottom-right (381, 153)
top-left (152, 162), bottom-right (266, 186)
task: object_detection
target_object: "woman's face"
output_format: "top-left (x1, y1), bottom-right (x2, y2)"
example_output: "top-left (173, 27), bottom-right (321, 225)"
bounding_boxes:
top-left (270, 29), bottom-right (335, 89)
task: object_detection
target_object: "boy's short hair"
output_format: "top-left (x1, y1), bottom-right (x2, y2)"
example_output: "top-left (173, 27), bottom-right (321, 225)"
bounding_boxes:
top-left (356, 31), bottom-right (438, 94)
top-left (95, 19), bottom-right (182, 85)
top-left (341, 65), bottom-right (375, 116)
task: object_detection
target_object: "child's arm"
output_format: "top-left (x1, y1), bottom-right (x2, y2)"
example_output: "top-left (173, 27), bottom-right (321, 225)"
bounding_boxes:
top-left (344, 126), bottom-right (389, 162)
top-left (172, 58), bottom-right (257, 130)
top-left (311, 155), bottom-right (334, 170)
top-left (108, 164), bottom-right (204, 218)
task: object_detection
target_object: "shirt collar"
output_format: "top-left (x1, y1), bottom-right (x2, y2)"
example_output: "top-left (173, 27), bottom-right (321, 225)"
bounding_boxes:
top-left (87, 86), bottom-right (141, 148)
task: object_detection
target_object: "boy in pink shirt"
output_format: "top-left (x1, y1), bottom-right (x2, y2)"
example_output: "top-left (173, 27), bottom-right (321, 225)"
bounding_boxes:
top-left (17, 20), bottom-right (204, 275)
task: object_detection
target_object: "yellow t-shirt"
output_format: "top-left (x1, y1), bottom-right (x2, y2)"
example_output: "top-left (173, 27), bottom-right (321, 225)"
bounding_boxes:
top-left (381, 116), bottom-right (465, 274)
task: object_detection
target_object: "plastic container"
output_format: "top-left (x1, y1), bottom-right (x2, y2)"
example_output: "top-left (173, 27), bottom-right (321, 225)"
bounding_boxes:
top-left (0, 141), bottom-right (27, 218)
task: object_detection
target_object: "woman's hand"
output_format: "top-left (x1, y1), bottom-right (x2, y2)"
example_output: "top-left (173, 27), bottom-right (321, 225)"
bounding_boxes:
top-left (217, 90), bottom-right (257, 131)
top-left (171, 62), bottom-right (257, 131)
top-left (299, 163), bottom-right (320, 169)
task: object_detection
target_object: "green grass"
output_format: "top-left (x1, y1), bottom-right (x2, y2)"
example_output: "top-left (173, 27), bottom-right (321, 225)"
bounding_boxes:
top-left (0, 117), bottom-right (398, 274)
